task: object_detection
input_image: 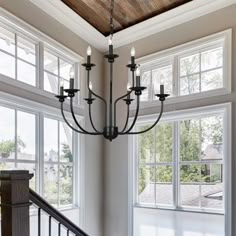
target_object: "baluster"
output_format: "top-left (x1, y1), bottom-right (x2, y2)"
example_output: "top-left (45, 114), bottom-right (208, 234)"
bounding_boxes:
top-left (49, 216), bottom-right (52, 236)
top-left (58, 223), bottom-right (61, 236)
top-left (38, 208), bottom-right (41, 236)
top-left (67, 229), bottom-right (70, 236)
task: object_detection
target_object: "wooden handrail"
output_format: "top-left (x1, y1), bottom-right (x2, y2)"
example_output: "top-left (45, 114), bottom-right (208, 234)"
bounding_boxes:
top-left (29, 188), bottom-right (89, 236)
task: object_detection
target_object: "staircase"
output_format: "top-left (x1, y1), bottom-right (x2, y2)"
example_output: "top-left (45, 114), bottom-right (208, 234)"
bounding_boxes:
top-left (0, 170), bottom-right (89, 236)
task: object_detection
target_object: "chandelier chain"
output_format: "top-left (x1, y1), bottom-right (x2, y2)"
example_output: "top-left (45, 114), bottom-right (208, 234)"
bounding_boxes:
top-left (109, 0), bottom-right (115, 36)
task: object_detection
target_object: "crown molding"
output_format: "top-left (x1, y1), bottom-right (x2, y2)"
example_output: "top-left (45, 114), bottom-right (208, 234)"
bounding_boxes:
top-left (30, 0), bottom-right (236, 52)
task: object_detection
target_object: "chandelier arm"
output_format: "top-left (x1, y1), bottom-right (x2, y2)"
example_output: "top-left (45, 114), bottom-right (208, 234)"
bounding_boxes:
top-left (121, 101), bottom-right (164, 135)
top-left (89, 104), bottom-right (101, 133)
top-left (120, 105), bottom-right (130, 133)
top-left (120, 95), bottom-right (140, 134)
top-left (70, 98), bottom-right (103, 135)
top-left (60, 102), bottom-right (86, 134)
top-left (87, 71), bottom-right (107, 126)
top-left (114, 70), bottom-right (135, 126)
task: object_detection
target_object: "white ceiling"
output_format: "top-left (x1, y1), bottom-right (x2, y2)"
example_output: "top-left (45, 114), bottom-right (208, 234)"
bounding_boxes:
top-left (30, 0), bottom-right (236, 52)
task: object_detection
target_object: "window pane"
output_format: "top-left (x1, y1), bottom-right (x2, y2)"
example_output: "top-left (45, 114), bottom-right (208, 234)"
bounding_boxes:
top-left (0, 162), bottom-right (16, 170)
top-left (0, 107), bottom-right (15, 159)
top-left (0, 51), bottom-right (15, 78)
top-left (201, 164), bottom-right (223, 209)
top-left (180, 74), bottom-right (200, 95)
top-left (17, 37), bottom-right (36, 64)
top-left (180, 119), bottom-right (201, 161)
top-left (138, 166), bottom-right (155, 205)
top-left (201, 47), bottom-right (223, 71)
top-left (152, 65), bottom-right (173, 97)
top-left (17, 163), bottom-right (36, 191)
top-left (17, 111), bottom-right (36, 160)
top-left (60, 164), bottom-right (73, 206)
top-left (140, 71), bottom-right (151, 101)
top-left (180, 164), bottom-right (200, 207)
top-left (60, 122), bottom-right (73, 162)
top-left (60, 59), bottom-right (72, 79)
top-left (44, 50), bottom-right (58, 75)
top-left (156, 122), bottom-right (173, 163)
top-left (17, 60), bottom-right (36, 86)
top-left (44, 163), bottom-right (58, 206)
top-left (201, 68), bottom-right (223, 92)
top-left (138, 126), bottom-right (155, 163)
top-left (156, 166), bottom-right (173, 205)
top-left (0, 25), bottom-right (15, 54)
top-left (201, 116), bottom-right (223, 161)
top-left (180, 53), bottom-right (200, 76)
top-left (44, 118), bottom-right (58, 162)
top-left (44, 71), bottom-right (58, 94)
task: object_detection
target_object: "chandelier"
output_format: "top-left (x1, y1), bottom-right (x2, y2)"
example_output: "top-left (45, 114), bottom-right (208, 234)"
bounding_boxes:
top-left (56, 0), bottom-right (169, 141)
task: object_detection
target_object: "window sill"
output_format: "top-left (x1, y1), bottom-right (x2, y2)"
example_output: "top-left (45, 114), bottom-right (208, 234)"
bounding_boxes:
top-left (130, 88), bottom-right (231, 111)
top-left (134, 204), bottom-right (224, 215)
top-left (0, 74), bottom-right (84, 111)
top-left (30, 205), bottom-right (79, 217)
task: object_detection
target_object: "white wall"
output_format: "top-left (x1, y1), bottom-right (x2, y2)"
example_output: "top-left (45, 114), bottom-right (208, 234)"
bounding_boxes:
top-left (103, 4), bottom-right (236, 236)
top-left (0, 1), bottom-right (105, 235)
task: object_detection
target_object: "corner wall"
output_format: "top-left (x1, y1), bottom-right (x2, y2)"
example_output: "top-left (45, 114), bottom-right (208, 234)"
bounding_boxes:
top-left (103, 5), bottom-right (236, 236)
top-left (0, 1), bottom-right (105, 235)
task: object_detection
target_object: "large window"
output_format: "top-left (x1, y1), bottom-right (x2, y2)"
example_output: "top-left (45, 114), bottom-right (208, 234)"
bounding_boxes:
top-left (0, 102), bottom-right (77, 208)
top-left (136, 30), bottom-right (231, 104)
top-left (135, 104), bottom-right (230, 213)
top-left (0, 21), bottom-right (80, 99)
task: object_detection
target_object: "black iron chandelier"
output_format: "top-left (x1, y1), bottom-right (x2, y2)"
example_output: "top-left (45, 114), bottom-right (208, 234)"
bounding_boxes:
top-left (56, 0), bottom-right (169, 141)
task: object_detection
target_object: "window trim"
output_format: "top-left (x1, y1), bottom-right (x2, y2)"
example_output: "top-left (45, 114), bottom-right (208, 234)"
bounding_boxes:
top-left (0, 92), bottom-right (83, 211)
top-left (0, 7), bottom-right (83, 107)
top-left (130, 29), bottom-right (232, 110)
top-left (128, 103), bottom-right (232, 235)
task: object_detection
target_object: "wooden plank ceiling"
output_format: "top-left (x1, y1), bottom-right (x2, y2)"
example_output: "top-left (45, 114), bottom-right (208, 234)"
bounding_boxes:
top-left (61, 0), bottom-right (192, 36)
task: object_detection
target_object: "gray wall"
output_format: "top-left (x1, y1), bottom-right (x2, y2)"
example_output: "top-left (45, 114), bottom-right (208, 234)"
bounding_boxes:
top-left (0, 1), bottom-right (105, 235)
top-left (103, 5), bottom-right (236, 236)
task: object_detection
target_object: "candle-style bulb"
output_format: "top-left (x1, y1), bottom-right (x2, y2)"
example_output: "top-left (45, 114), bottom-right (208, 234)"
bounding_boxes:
top-left (127, 82), bottom-right (131, 91)
top-left (131, 47), bottom-right (135, 57)
top-left (160, 75), bottom-right (164, 85)
top-left (60, 79), bottom-right (64, 87)
top-left (69, 66), bottom-right (75, 78)
top-left (136, 66), bottom-right (140, 76)
top-left (89, 81), bottom-right (93, 90)
top-left (87, 46), bottom-right (92, 56)
top-left (108, 35), bottom-right (113, 46)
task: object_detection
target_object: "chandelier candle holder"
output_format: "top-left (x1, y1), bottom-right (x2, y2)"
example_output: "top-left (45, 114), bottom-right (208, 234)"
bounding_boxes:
top-left (56, 0), bottom-right (169, 141)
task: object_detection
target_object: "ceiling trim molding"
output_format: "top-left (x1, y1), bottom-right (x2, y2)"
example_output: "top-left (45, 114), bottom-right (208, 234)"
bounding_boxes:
top-left (30, 0), bottom-right (236, 52)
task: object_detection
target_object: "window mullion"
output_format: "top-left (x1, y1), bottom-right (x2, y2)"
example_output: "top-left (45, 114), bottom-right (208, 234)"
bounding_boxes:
top-left (173, 56), bottom-right (179, 97)
top-left (173, 121), bottom-right (179, 209)
top-left (38, 42), bottom-right (44, 89)
top-left (58, 120), bottom-right (60, 208)
top-left (38, 113), bottom-right (44, 196)
top-left (15, 109), bottom-right (17, 168)
top-left (15, 33), bottom-right (17, 81)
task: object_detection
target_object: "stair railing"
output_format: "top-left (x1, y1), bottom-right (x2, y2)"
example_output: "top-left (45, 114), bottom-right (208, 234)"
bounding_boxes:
top-left (0, 170), bottom-right (89, 236)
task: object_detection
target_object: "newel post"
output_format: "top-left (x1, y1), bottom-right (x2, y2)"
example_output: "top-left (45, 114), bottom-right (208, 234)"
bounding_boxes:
top-left (0, 170), bottom-right (33, 236)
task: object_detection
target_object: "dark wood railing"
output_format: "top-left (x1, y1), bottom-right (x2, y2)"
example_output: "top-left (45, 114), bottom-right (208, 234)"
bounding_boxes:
top-left (0, 170), bottom-right (89, 236)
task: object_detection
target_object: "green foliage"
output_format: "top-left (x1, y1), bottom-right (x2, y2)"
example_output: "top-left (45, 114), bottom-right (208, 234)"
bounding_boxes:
top-left (61, 143), bottom-right (73, 162)
top-left (138, 116), bottom-right (223, 195)
top-left (0, 137), bottom-right (26, 156)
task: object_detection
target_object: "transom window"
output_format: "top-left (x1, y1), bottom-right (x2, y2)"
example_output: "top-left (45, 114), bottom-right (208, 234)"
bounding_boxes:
top-left (137, 30), bottom-right (231, 103)
top-left (135, 105), bottom-right (229, 213)
top-left (0, 22), bottom-right (80, 97)
top-left (0, 103), bottom-right (77, 208)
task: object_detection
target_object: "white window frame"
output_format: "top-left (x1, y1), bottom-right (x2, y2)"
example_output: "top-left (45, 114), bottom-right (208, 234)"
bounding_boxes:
top-left (130, 29), bottom-right (232, 110)
top-left (0, 92), bottom-right (83, 211)
top-left (128, 103), bottom-right (231, 236)
top-left (0, 7), bottom-right (83, 106)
